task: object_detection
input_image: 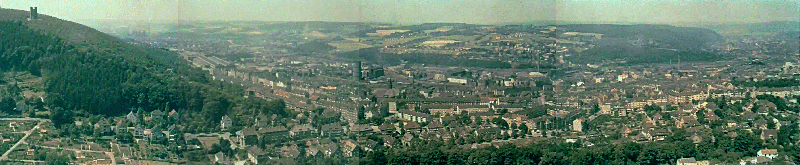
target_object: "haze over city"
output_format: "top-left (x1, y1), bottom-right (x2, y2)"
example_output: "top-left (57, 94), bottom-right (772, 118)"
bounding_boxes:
top-left (1, 0), bottom-right (800, 164)
top-left (2, 0), bottom-right (799, 24)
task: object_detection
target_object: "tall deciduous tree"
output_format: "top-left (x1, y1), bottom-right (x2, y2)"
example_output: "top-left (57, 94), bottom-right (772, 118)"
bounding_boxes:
top-left (0, 97), bottom-right (15, 113)
top-left (50, 107), bottom-right (73, 129)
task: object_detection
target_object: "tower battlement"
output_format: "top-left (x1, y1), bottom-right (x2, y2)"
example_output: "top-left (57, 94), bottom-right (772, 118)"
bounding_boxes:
top-left (28, 7), bottom-right (38, 21)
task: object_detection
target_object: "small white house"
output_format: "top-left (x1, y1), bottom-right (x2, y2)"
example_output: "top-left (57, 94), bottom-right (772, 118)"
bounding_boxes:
top-left (757, 149), bottom-right (778, 159)
top-left (221, 115), bottom-right (233, 130)
top-left (676, 157), bottom-right (696, 165)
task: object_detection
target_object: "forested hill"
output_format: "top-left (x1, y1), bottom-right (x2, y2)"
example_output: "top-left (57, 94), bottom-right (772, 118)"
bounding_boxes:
top-left (0, 9), bottom-right (286, 131)
top-left (559, 24), bottom-right (726, 65)
top-left (556, 24), bottom-right (723, 49)
top-left (0, 9), bottom-right (125, 47)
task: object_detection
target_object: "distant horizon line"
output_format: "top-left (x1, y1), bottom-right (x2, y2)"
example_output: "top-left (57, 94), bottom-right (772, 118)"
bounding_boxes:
top-left (1, 8), bottom-right (789, 26)
top-left (73, 18), bottom-right (800, 26)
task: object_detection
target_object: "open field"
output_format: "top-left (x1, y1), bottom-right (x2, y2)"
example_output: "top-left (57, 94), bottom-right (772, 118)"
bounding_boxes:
top-left (329, 42), bottom-right (373, 52)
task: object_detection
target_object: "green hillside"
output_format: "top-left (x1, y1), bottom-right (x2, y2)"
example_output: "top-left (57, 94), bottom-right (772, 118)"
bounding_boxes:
top-left (556, 24), bottom-right (724, 50)
top-left (697, 21), bottom-right (800, 35)
top-left (568, 45), bottom-right (723, 65)
top-left (0, 9), bottom-right (286, 131)
top-left (557, 24), bottom-right (726, 65)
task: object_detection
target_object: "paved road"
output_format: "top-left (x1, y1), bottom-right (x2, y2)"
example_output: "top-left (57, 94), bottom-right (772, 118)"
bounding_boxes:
top-left (37, 145), bottom-right (106, 153)
top-left (0, 117), bottom-right (49, 121)
top-left (0, 120), bottom-right (42, 160)
top-left (0, 117), bottom-right (117, 164)
top-left (3, 159), bottom-right (45, 163)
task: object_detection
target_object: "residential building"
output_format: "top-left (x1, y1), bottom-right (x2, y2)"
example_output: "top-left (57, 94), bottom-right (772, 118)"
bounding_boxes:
top-left (247, 146), bottom-right (268, 164)
top-left (572, 118), bottom-right (584, 132)
top-left (757, 149), bottom-right (778, 159)
top-left (676, 157), bottom-right (697, 165)
top-left (398, 110), bottom-right (432, 123)
top-left (290, 124), bottom-right (316, 139)
top-left (259, 126), bottom-right (289, 143)
top-left (221, 115), bottom-right (233, 130)
top-left (321, 123), bottom-right (344, 137)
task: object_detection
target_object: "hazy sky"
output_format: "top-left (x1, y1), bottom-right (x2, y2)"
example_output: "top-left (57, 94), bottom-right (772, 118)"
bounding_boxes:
top-left (1, 0), bottom-right (798, 24)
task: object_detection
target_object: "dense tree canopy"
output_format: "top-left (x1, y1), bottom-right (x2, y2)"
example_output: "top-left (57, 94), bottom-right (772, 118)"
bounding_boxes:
top-left (732, 78), bottom-right (800, 88)
top-left (0, 97), bottom-right (15, 114)
top-left (1, 20), bottom-right (287, 131)
top-left (44, 153), bottom-right (69, 165)
top-left (369, 129), bottom-right (775, 165)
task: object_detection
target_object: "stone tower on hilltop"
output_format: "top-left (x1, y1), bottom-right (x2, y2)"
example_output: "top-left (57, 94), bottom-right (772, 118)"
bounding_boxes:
top-left (28, 7), bottom-right (38, 20)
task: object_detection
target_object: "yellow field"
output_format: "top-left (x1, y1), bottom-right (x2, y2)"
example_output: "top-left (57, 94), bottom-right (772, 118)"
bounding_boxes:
top-left (382, 37), bottom-right (424, 46)
top-left (329, 42), bottom-right (373, 52)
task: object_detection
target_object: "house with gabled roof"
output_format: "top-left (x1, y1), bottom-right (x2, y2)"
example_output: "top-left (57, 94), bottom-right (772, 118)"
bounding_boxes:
top-left (94, 119), bottom-right (112, 135)
top-left (134, 125), bottom-right (145, 139)
top-left (166, 124), bottom-right (177, 141)
top-left (403, 122), bottom-right (421, 133)
top-left (676, 157), bottom-right (696, 165)
top-left (254, 114), bottom-right (271, 128)
top-left (377, 123), bottom-right (397, 134)
top-left (320, 123), bottom-right (344, 137)
top-left (239, 127), bottom-right (259, 147)
top-left (247, 146), bottom-right (268, 164)
top-left (213, 152), bottom-right (231, 165)
top-left (349, 124), bottom-right (373, 135)
top-left (126, 111), bottom-right (137, 124)
top-left (757, 149), bottom-right (778, 159)
top-left (220, 115), bottom-right (233, 131)
top-left (150, 126), bottom-right (165, 142)
top-left (475, 127), bottom-right (501, 137)
top-left (401, 133), bottom-right (414, 146)
top-left (676, 116), bottom-right (700, 129)
top-left (280, 144), bottom-right (300, 159)
top-left (342, 140), bottom-right (358, 157)
top-left (168, 109), bottom-right (178, 118)
top-left (114, 119), bottom-right (127, 135)
top-left (426, 121), bottom-right (444, 131)
top-left (259, 126), bottom-right (289, 143)
top-left (320, 109), bottom-right (341, 124)
top-left (290, 124), bottom-right (316, 139)
top-left (151, 110), bottom-right (164, 122)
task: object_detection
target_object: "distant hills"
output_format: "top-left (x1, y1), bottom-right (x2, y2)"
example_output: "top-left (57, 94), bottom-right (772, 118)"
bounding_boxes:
top-left (556, 24), bottom-right (725, 65)
top-left (556, 24), bottom-right (724, 50)
top-left (778, 31), bottom-right (800, 40)
top-left (295, 40), bottom-right (336, 54)
top-left (692, 21), bottom-right (800, 35)
top-left (338, 47), bottom-right (514, 69)
top-left (570, 45), bottom-right (722, 65)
